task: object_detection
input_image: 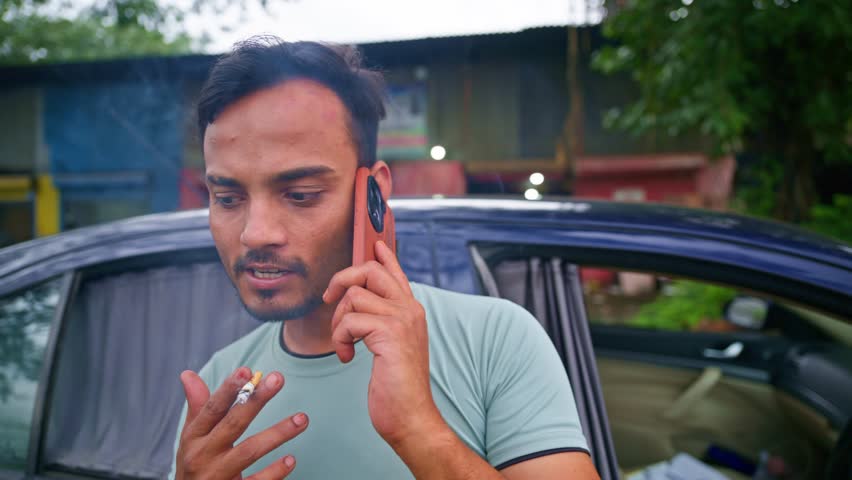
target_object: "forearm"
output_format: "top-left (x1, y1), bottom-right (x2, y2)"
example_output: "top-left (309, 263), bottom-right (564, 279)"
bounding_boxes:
top-left (392, 422), bottom-right (503, 480)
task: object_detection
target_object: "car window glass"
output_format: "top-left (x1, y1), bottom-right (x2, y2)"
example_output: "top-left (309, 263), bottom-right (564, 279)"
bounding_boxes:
top-left (580, 266), bottom-right (848, 344)
top-left (0, 277), bottom-right (63, 470)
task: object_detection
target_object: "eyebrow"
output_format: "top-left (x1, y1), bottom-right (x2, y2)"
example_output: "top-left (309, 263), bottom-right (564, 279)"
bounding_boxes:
top-left (206, 175), bottom-right (240, 187)
top-left (205, 166), bottom-right (337, 189)
top-left (272, 165), bottom-right (336, 183)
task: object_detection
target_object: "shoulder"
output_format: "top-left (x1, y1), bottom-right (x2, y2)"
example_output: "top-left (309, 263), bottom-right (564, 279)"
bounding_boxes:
top-left (411, 281), bottom-right (539, 332)
top-left (411, 282), bottom-right (545, 361)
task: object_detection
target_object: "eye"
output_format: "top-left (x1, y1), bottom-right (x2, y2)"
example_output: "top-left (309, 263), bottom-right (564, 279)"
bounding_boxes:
top-left (213, 195), bottom-right (243, 209)
top-left (286, 191), bottom-right (322, 204)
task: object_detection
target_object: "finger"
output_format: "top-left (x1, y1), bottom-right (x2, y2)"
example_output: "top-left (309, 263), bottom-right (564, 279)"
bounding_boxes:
top-left (222, 413), bottom-right (309, 474)
top-left (184, 367), bottom-right (251, 439)
top-left (323, 261), bottom-right (400, 304)
top-left (332, 312), bottom-right (388, 363)
top-left (375, 240), bottom-right (412, 295)
top-left (244, 455), bottom-right (296, 480)
top-left (205, 371), bottom-right (286, 452)
top-left (180, 370), bottom-right (211, 428)
top-left (330, 285), bottom-right (397, 333)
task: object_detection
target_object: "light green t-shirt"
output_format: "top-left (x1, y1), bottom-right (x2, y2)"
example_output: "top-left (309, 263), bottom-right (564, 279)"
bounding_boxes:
top-left (170, 282), bottom-right (588, 478)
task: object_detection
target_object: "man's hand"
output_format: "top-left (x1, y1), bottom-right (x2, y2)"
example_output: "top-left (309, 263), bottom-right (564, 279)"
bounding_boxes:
top-left (175, 368), bottom-right (309, 480)
top-left (323, 240), bottom-right (443, 449)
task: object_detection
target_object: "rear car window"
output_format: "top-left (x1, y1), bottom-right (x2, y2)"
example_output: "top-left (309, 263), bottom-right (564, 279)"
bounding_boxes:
top-left (0, 277), bottom-right (62, 470)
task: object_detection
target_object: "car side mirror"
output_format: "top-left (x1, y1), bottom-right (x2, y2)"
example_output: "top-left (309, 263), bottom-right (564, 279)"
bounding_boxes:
top-left (724, 296), bottom-right (769, 330)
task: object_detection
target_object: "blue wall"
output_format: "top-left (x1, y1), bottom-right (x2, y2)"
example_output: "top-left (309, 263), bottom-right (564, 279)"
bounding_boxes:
top-left (43, 81), bottom-right (183, 214)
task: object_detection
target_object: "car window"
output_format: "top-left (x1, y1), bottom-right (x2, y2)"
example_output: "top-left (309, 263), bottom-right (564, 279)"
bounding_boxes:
top-left (580, 266), bottom-right (850, 344)
top-left (0, 277), bottom-right (63, 470)
top-left (42, 259), bottom-right (257, 478)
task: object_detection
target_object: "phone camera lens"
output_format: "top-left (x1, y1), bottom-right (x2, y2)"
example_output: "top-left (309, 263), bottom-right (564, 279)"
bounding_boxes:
top-left (367, 176), bottom-right (385, 233)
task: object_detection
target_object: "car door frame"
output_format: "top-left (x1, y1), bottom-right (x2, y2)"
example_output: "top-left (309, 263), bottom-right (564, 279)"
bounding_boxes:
top-left (458, 224), bottom-right (852, 433)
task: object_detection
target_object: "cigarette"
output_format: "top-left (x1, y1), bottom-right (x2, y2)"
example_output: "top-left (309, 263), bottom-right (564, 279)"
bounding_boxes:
top-left (235, 371), bottom-right (263, 405)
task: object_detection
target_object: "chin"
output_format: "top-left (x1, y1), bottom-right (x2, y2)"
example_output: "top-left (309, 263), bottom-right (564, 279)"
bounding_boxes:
top-left (242, 292), bottom-right (324, 322)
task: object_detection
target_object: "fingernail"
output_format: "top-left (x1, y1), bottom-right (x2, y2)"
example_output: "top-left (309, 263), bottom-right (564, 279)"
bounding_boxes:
top-left (265, 373), bottom-right (281, 388)
top-left (235, 368), bottom-right (250, 381)
top-left (284, 456), bottom-right (295, 468)
top-left (292, 413), bottom-right (307, 427)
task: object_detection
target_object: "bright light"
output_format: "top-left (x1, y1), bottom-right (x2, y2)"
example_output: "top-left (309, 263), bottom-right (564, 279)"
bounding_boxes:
top-left (430, 145), bottom-right (446, 160)
top-left (524, 188), bottom-right (542, 201)
top-left (529, 172), bottom-right (545, 186)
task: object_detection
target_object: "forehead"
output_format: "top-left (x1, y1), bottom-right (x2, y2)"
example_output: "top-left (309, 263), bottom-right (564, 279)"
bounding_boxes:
top-left (203, 79), bottom-right (354, 158)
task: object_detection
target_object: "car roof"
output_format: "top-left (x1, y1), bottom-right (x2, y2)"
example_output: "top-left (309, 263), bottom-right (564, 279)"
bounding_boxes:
top-left (1, 198), bottom-right (850, 294)
top-left (391, 198), bottom-right (852, 267)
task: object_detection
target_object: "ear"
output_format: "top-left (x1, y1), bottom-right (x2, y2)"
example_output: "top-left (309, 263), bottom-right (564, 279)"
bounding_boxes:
top-left (369, 160), bottom-right (393, 200)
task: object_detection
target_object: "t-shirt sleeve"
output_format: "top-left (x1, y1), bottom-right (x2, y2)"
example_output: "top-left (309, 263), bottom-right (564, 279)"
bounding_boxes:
top-left (481, 299), bottom-right (590, 469)
top-left (167, 354), bottom-right (223, 480)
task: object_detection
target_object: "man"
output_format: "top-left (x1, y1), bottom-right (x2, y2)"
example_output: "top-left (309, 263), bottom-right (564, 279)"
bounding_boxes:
top-left (171, 36), bottom-right (599, 480)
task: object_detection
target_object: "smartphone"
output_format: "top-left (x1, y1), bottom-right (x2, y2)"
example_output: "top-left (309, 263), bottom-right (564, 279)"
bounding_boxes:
top-left (352, 167), bottom-right (396, 266)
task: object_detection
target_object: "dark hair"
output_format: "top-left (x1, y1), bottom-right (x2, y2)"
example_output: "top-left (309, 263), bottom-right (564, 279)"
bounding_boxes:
top-left (197, 36), bottom-right (386, 167)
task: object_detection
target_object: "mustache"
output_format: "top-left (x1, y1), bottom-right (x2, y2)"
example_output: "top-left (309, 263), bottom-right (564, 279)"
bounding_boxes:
top-left (233, 250), bottom-right (309, 277)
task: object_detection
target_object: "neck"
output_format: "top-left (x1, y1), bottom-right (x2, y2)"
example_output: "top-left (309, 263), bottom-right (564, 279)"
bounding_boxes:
top-left (281, 301), bottom-right (338, 355)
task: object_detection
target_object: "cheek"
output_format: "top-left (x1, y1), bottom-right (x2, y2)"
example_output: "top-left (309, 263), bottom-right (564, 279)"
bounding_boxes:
top-left (308, 209), bottom-right (352, 247)
top-left (299, 206), bottom-right (353, 264)
top-left (209, 215), bottom-right (241, 261)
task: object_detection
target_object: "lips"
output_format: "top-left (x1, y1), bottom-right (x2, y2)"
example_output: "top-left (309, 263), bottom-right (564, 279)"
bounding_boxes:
top-left (248, 267), bottom-right (289, 279)
top-left (242, 264), bottom-right (299, 289)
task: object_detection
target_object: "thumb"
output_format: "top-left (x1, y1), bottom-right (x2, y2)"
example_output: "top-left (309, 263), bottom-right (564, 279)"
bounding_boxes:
top-left (180, 370), bottom-right (210, 427)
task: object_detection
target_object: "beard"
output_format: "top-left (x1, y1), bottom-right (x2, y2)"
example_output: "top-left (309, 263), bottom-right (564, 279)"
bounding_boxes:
top-left (240, 288), bottom-right (325, 322)
top-left (227, 246), bottom-right (346, 323)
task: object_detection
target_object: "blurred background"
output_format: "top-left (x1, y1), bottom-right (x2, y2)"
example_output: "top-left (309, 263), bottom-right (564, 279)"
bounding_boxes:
top-left (0, 0), bottom-right (849, 246)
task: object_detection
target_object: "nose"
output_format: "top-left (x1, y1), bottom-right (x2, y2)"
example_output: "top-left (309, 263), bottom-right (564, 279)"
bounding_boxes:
top-left (240, 198), bottom-right (288, 250)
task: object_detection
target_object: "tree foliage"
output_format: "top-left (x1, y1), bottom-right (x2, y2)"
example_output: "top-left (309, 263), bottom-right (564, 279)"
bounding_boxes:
top-left (593, 0), bottom-right (852, 221)
top-left (0, 0), bottom-right (193, 65)
top-left (806, 194), bottom-right (852, 244)
top-left (631, 280), bottom-right (737, 331)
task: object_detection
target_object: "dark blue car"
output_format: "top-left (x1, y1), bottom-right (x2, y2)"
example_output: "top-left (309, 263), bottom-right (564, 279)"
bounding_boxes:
top-left (1, 198), bottom-right (850, 479)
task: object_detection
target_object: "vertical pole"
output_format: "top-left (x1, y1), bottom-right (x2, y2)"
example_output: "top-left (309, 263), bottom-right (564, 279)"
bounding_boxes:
top-left (561, 26), bottom-right (585, 194)
top-left (569, 26), bottom-right (585, 159)
top-left (35, 174), bottom-right (60, 236)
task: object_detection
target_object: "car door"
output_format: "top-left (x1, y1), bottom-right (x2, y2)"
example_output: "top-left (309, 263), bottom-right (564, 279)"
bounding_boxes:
top-left (0, 215), bottom-right (436, 480)
top-left (458, 224), bottom-right (851, 480)
top-left (32, 225), bottom-right (436, 480)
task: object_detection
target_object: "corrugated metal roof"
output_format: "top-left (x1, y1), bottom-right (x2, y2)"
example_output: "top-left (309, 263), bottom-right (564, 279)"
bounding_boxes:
top-left (0, 25), bottom-right (602, 85)
top-left (359, 23), bottom-right (571, 46)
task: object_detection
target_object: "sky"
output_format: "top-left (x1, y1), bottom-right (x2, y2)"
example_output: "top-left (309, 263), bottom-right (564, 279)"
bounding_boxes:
top-left (173, 0), bottom-right (604, 53)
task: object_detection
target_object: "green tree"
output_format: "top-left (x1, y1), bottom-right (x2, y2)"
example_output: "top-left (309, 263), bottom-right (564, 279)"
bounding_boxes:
top-left (0, 0), bottom-right (194, 65)
top-left (592, 0), bottom-right (852, 222)
top-left (631, 280), bottom-right (737, 331)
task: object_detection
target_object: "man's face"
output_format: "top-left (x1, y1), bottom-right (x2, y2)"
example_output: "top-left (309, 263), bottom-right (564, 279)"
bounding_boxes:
top-left (204, 79), bottom-right (358, 322)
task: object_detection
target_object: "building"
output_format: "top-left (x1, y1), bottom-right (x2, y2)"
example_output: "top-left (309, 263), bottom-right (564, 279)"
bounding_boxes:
top-left (0, 26), bottom-right (722, 245)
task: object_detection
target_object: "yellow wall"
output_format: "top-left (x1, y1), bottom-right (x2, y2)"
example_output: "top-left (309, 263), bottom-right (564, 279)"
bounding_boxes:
top-left (0, 176), bottom-right (31, 202)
